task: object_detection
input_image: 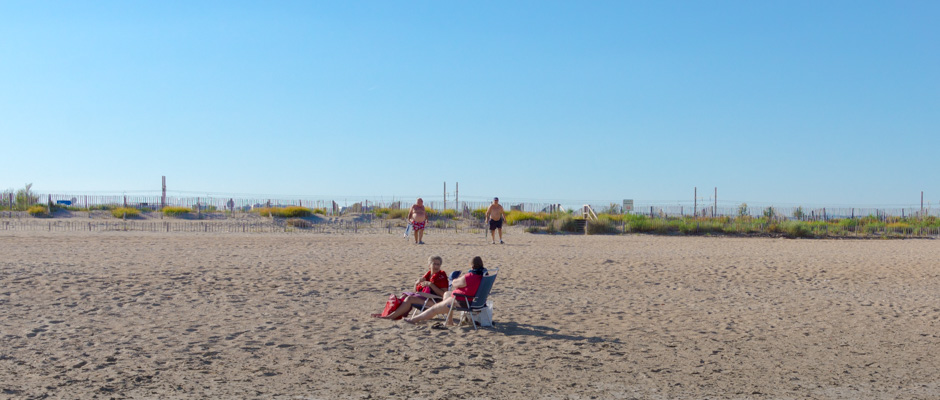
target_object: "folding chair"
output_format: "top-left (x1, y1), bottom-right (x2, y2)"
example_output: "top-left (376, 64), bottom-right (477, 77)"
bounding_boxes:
top-left (446, 268), bottom-right (498, 330)
top-left (407, 270), bottom-right (462, 318)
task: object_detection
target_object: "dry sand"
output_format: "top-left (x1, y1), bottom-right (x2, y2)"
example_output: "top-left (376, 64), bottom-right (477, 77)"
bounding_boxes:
top-left (1, 228), bottom-right (939, 399)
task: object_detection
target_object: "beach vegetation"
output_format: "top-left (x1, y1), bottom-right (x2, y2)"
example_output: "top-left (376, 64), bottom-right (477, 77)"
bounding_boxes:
top-left (253, 206), bottom-right (312, 218)
top-left (793, 206), bottom-right (806, 220)
top-left (375, 208), bottom-right (409, 219)
top-left (162, 206), bottom-right (193, 217)
top-left (554, 210), bottom-right (940, 239)
top-left (28, 205), bottom-right (49, 217)
top-left (782, 221), bottom-right (812, 238)
top-left (737, 203), bottom-right (749, 218)
top-left (471, 207), bottom-right (487, 219)
top-left (763, 206), bottom-right (777, 220)
top-left (556, 216), bottom-right (583, 233)
top-left (111, 207), bottom-right (141, 219)
top-left (504, 210), bottom-right (540, 225)
top-left (601, 203), bottom-right (622, 214)
top-left (287, 218), bottom-right (313, 228)
top-left (15, 183), bottom-right (39, 211)
top-left (439, 209), bottom-right (457, 219)
top-left (586, 215), bottom-right (618, 235)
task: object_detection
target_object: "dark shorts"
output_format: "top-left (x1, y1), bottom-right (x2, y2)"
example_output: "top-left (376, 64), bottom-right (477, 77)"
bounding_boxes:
top-left (489, 218), bottom-right (503, 230)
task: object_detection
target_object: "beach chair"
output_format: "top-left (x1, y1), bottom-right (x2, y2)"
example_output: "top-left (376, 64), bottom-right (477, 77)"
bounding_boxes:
top-left (446, 268), bottom-right (498, 330)
top-left (407, 270), bottom-right (463, 318)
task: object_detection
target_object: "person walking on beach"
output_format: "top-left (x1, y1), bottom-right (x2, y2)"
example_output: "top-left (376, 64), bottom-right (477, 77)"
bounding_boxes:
top-left (485, 197), bottom-right (505, 244)
top-left (408, 198), bottom-right (428, 244)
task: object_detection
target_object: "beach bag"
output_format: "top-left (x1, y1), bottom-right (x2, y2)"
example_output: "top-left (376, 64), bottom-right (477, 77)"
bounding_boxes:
top-left (469, 301), bottom-right (494, 327)
top-left (380, 294), bottom-right (404, 319)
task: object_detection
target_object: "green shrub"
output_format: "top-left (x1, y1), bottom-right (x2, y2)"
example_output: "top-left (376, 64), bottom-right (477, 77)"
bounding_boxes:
top-left (680, 221), bottom-right (700, 235)
top-left (163, 206), bottom-right (192, 217)
top-left (625, 216), bottom-right (654, 233)
top-left (782, 221), bottom-right (812, 238)
top-left (28, 205), bottom-right (49, 217)
top-left (111, 207), bottom-right (141, 218)
top-left (471, 207), bottom-right (487, 220)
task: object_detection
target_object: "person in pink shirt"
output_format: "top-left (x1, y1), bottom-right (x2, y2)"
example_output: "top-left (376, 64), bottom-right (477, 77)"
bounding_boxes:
top-left (405, 256), bottom-right (485, 325)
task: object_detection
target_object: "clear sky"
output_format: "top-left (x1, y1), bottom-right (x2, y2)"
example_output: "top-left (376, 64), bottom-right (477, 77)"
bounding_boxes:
top-left (2, 1), bottom-right (938, 207)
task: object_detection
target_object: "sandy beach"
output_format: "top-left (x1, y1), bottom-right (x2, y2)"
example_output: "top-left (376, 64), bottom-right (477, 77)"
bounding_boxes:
top-left (2, 228), bottom-right (939, 399)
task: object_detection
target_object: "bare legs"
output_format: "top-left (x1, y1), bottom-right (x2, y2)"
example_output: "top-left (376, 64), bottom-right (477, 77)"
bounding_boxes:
top-left (490, 228), bottom-right (502, 244)
top-left (413, 228), bottom-right (425, 244)
top-left (405, 295), bottom-right (455, 324)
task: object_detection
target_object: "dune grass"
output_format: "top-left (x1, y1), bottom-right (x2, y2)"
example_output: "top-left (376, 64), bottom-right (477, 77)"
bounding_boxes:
top-left (162, 206), bottom-right (193, 217)
top-left (252, 206), bottom-right (312, 218)
top-left (375, 208), bottom-right (409, 219)
top-left (28, 205), bottom-right (49, 217)
top-left (524, 212), bottom-right (939, 238)
top-left (111, 207), bottom-right (141, 219)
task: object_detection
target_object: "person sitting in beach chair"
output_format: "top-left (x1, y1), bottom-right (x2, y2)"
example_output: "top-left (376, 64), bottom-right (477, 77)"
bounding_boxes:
top-left (372, 256), bottom-right (449, 320)
top-left (405, 256), bottom-right (486, 325)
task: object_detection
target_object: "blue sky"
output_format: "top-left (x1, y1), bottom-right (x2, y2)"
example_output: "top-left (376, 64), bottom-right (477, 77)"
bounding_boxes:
top-left (2, 1), bottom-right (938, 207)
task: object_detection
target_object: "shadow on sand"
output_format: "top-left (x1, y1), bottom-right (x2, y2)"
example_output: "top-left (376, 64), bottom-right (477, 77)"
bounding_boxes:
top-left (492, 321), bottom-right (620, 344)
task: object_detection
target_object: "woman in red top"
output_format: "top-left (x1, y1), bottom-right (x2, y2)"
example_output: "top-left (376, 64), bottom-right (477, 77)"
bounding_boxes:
top-left (405, 256), bottom-right (485, 325)
top-left (373, 256), bottom-right (449, 320)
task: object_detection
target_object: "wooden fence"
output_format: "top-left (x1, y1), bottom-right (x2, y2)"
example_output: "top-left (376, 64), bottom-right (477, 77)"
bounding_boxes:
top-left (0, 217), bottom-right (489, 235)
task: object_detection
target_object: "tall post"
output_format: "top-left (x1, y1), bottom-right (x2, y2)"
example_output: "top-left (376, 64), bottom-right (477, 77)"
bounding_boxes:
top-left (161, 176), bottom-right (166, 210)
top-left (444, 182), bottom-right (447, 211)
top-left (922, 191), bottom-right (925, 216)
top-left (456, 182), bottom-right (459, 214)
top-left (714, 187), bottom-right (717, 217)
top-left (694, 187), bottom-right (697, 217)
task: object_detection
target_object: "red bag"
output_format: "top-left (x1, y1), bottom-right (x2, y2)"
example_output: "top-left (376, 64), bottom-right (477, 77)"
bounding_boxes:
top-left (380, 294), bottom-right (403, 319)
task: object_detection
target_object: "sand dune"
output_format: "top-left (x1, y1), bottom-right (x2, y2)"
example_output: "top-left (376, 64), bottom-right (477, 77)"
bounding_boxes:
top-left (1, 228), bottom-right (939, 399)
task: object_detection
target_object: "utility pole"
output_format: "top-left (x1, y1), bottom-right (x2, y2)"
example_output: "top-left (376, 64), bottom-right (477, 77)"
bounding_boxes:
top-left (444, 182), bottom-right (447, 211)
top-left (714, 187), bottom-right (717, 218)
top-left (456, 182), bottom-right (459, 213)
top-left (161, 176), bottom-right (166, 210)
top-left (694, 187), bottom-right (697, 217)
